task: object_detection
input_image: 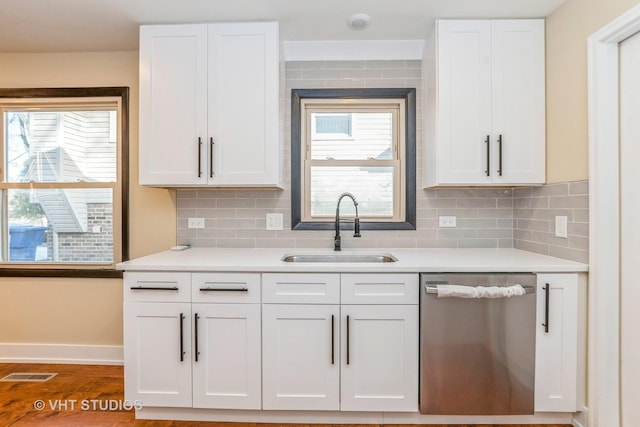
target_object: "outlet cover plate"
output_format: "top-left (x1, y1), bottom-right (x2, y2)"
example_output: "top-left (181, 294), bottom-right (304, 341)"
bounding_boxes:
top-left (266, 213), bottom-right (284, 231)
top-left (439, 216), bottom-right (457, 228)
top-left (188, 218), bottom-right (205, 229)
top-left (555, 216), bottom-right (568, 238)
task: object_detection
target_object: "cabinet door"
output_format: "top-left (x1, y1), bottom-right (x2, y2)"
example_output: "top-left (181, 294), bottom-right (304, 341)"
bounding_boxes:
top-left (534, 274), bottom-right (580, 412)
top-left (341, 305), bottom-right (419, 412)
top-left (123, 302), bottom-right (192, 407)
top-left (207, 22), bottom-right (280, 186)
top-left (139, 24), bottom-right (208, 186)
top-left (262, 304), bottom-right (340, 410)
top-left (491, 20), bottom-right (545, 184)
top-left (436, 20), bottom-right (492, 185)
top-left (192, 303), bottom-right (261, 409)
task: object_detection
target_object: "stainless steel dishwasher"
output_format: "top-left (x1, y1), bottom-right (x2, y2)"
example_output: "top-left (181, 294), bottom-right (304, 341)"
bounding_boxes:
top-left (419, 273), bottom-right (536, 415)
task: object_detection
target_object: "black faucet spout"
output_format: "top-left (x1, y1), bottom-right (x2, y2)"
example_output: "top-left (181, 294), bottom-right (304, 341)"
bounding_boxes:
top-left (334, 192), bottom-right (361, 251)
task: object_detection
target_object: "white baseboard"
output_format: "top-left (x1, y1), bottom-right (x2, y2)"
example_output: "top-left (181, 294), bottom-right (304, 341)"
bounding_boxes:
top-left (0, 343), bottom-right (123, 365)
top-left (573, 407), bottom-right (589, 427)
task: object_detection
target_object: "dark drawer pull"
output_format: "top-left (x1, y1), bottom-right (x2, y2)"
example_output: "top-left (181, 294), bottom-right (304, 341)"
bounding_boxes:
top-left (130, 286), bottom-right (179, 291)
top-left (199, 287), bottom-right (249, 292)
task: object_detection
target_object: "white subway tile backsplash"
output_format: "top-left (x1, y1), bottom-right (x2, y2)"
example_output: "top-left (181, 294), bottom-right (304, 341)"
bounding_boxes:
top-left (513, 180), bottom-right (589, 263)
top-left (325, 60), bottom-right (366, 69)
top-left (569, 180), bottom-right (589, 195)
top-left (458, 239), bottom-right (499, 249)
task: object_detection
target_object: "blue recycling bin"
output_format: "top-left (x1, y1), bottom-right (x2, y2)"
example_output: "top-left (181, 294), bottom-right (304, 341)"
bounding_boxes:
top-left (9, 225), bottom-right (48, 261)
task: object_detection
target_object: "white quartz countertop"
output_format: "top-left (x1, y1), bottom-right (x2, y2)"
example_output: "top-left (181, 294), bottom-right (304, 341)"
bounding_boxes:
top-left (117, 248), bottom-right (587, 273)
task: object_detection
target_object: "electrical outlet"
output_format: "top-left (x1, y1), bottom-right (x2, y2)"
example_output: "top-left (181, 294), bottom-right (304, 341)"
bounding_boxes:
top-left (266, 213), bottom-right (284, 230)
top-left (555, 216), bottom-right (568, 238)
top-left (439, 216), bottom-right (457, 228)
top-left (188, 217), bottom-right (205, 229)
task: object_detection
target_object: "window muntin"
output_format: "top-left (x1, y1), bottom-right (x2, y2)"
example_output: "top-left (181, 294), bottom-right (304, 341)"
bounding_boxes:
top-left (291, 89), bottom-right (415, 231)
top-left (0, 94), bottom-right (125, 270)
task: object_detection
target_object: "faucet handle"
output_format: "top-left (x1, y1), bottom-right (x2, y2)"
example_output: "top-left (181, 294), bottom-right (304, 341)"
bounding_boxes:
top-left (353, 217), bottom-right (361, 237)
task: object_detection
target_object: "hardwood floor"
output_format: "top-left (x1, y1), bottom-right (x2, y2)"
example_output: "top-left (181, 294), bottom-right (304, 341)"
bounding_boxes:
top-left (0, 363), bottom-right (571, 427)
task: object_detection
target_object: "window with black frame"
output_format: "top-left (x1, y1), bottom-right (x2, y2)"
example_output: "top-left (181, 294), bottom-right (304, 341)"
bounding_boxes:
top-left (291, 88), bottom-right (416, 231)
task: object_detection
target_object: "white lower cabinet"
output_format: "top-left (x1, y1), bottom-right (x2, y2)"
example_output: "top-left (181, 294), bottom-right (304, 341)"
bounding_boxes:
top-left (262, 304), bottom-right (340, 410)
top-left (124, 272), bottom-right (261, 410)
top-left (534, 273), bottom-right (586, 412)
top-left (341, 304), bottom-right (419, 412)
top-left (192, 303), bottom-right (261, 409)
top-left (261, 273), bottom-right (419, 412)
top-left (124, 302), bottom-right (193, 407)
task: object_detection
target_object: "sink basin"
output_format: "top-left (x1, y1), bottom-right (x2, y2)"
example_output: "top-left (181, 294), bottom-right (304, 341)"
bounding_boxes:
top-left (281, 253), bottom-right (397, 263)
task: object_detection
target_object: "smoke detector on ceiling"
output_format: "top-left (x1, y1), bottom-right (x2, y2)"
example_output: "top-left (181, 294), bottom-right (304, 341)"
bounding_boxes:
top-left (347, 13), bottom-right (371, 31)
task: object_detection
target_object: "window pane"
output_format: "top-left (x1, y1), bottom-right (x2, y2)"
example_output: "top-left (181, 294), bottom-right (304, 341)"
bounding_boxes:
top-left (310, 112), bottom-right (392, 160)
top-left (5, 110), bottom-right (117, 183)
top-left (314, 113), bottom-right (351, 135)
top-left (310, 166), bottom-right (394, 217)
top-left (6, 188), bottom-right (113, 263)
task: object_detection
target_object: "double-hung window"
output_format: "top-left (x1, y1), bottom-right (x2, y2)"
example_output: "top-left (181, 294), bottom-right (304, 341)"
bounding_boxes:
top-left (291, 88), bottom-right (416, 230)
top-left (0, 88), bottom-right (128, 275)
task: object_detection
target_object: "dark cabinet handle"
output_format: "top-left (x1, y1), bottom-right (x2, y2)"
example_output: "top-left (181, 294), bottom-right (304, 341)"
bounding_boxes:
top-left (179, 313), bottom-right (185, 362)
top-left (198, 137), bottom-right (202, 178)
top-left (194, 313), bottom-right (200, 362)
top-left (485, 135), bottom-right (490, 176)
top-left (346, 315), bottom-right (350, 365)
top-left (497, 134), bottom-right (503, 176)
top-left (199, 287), bottom-right (248, 292)
top-left (542, 283), bottom-right (550, 333)
top-left (209, 137), bottom-right (214, 178)
top-left (130, 286), bottom-right (179, 291)
top-left (331, 315), bottom-right (335, 365)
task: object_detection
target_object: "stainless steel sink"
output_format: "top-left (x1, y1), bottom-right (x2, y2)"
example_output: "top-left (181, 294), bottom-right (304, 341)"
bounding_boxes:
top-left (281, 253), bottom-right (397, 263)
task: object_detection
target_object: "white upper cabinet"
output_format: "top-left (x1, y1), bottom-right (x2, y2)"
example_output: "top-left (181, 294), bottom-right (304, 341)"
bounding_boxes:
top-left (423, 19), bottom-right (545, 187)
top-left (139, 22), bottom-right (281, 187)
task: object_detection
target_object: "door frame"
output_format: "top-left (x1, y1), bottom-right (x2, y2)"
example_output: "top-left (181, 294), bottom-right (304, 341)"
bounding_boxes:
top-left (588, 4), bottom-right (640, 427)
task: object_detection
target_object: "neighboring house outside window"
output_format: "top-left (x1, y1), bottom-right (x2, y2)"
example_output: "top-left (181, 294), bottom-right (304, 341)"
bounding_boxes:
top-left (0, 88), bottom-right (128, 276)
top-left (291, 88), bottom-right (416, 230)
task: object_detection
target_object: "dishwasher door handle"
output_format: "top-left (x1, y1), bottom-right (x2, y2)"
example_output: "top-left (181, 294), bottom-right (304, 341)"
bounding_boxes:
top-left (424, 284), bottom-right (535, 297)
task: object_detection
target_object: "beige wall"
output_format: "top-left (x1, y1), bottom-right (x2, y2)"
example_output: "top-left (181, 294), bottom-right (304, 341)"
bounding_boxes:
top-left (545, 0), bottom-right (639, 183)
top-left (0, 51), bottom-right (176, 346)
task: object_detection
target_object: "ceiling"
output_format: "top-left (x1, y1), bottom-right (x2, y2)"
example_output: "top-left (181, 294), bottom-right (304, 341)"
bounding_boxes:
top-left (0, 0), bottom-right (565, 53)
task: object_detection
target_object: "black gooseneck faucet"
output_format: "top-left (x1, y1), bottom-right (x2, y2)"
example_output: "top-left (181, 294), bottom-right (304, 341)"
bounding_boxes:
top-left (334, 192), bottom-right (361, 251)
